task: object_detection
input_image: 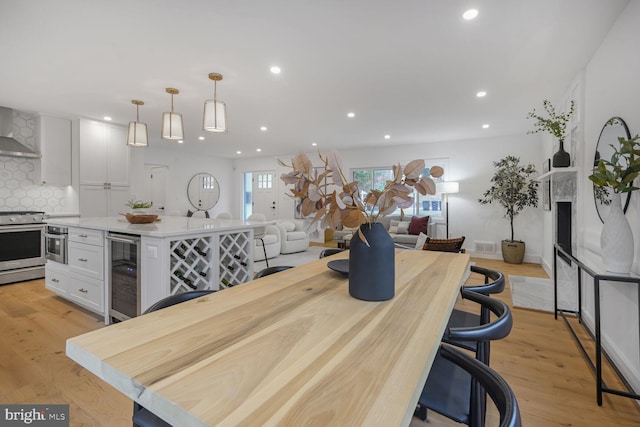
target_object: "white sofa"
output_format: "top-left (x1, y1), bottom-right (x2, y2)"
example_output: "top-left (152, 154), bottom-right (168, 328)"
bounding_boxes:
top-left (334, 215), bottom-right (434, 248)
top-left (275, 219), bottom-right (310, 254)
top-left (253, 224), bottom-right (281, 261)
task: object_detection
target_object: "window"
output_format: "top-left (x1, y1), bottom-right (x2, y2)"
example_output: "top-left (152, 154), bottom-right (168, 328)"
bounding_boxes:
top-left (202, 175), bottom-right (216, 189)
top-left (351, 160), bottom-right (447, 218)
top-left (257, 173), bottom-right (272, 189)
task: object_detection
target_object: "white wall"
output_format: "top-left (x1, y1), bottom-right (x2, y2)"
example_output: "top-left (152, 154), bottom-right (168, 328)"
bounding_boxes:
top-left (142, 145), bottom-right (234, 217)
top-left (572, 0), bottom-right (640, 393)
top-left (234, 133), bottom-right (545, 262)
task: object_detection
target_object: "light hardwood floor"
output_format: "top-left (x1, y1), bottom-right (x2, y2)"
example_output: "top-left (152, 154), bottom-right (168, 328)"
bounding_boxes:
top-left (0, 258), bottom-right (638, 426)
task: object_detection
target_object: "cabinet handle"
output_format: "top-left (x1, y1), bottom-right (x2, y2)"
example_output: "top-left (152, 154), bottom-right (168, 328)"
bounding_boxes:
top-left (78, 258), bottom-right (88, 262)
top-left (78, 288), bottom-right (88, 293)
top-left (52, 278), bottom-right (59, 283)
top-left (79, 234), bottom-right (88, 238)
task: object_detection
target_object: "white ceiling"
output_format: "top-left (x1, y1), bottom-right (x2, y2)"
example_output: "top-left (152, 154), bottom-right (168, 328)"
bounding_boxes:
top-left (0, 0), bottom-right (629, 159)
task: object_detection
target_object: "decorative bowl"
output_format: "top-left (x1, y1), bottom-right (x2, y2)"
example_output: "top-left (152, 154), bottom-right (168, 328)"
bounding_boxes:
top-left (125, 213), bottom-right (158, 224)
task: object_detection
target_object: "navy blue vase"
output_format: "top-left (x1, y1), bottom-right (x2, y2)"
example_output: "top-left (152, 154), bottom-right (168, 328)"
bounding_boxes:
top-left (348, 222), bottom-right (395, 301)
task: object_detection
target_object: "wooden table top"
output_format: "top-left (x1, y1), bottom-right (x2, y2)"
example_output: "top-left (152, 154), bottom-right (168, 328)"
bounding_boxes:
top-left (66, 249), bottom-right (470, 427)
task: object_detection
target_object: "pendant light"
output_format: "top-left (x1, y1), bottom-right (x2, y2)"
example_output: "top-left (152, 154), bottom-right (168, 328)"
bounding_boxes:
top-left (203, 73), bottom-right (227, 133)
top-left (126, 100), bottom-right (148, 147)
top-left (161, 88), bottom-right (184, 141)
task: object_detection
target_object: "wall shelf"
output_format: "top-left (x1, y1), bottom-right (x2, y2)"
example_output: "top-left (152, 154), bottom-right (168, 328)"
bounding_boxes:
top-left (537, 168), bottom-right (578, 182)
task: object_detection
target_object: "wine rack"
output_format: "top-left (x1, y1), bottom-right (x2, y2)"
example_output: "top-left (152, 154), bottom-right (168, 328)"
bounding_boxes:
top-left (169, 237), bottom-right (213, 295)
top-left (218, 231), bottom-right (252, 289)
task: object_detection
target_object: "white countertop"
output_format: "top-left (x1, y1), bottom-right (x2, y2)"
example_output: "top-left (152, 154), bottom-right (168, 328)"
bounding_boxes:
top-left (45, 216), bottom-right (269, 238)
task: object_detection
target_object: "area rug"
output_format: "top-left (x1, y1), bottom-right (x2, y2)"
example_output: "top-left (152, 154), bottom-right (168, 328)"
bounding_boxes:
top-left (509, 275), bottom-right (577, 313)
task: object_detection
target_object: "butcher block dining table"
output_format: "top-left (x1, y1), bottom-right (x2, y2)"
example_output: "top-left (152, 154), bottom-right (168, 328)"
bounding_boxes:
top-left (66, 249), bottom-right (470, 426)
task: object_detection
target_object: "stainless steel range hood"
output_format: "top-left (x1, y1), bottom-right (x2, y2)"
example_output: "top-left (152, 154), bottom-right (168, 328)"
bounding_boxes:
top-left (0, 107), bottom-right (41, 158)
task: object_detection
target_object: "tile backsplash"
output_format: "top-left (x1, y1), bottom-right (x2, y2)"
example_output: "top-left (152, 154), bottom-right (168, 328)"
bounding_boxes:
top-left (0, 110), bottom-right (69, 213)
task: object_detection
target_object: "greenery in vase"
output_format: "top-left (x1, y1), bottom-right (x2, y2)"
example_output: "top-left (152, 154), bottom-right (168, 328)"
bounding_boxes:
top-left (478, 156), bottom-right (538, 242)
top-left (589, 135), bottom-right (640, 194)
top-left (125, 199), bottom-right (153, 209)
top-left (527, 100), bottom-right (575, 141)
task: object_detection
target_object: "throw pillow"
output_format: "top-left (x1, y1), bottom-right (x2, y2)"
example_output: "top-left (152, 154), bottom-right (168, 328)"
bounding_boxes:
top-left (281, 221), bottom-right (295, 232)
top-left (388, 219), bottom-right (400, 234)
top-left (396, 221), bottom-right (410, 234)
top-left (408, 215), bottom-right (430, 235)
top-left (414, 232), bottom-right (428, 250)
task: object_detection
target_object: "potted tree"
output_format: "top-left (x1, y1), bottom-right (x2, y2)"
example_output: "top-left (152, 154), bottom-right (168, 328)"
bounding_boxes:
top-left (479, 156), bottom-right (539, 264)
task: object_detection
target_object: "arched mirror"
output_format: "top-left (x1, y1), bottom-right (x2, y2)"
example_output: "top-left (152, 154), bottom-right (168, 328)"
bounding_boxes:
top-left (187, 173), bottom-right (220, 211)
top-left (593, 117), bottom-right (631, 223)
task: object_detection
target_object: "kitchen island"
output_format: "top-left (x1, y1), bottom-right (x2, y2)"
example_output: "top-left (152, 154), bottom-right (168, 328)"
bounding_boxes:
top-left (45, 216), bottom-right (267, 323)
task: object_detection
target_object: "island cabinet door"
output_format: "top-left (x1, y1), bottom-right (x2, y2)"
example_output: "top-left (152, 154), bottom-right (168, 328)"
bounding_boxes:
top-left (69, 272), bottom-right (104, 314)
top-left (68, 241), bottom-right (104, 281)
top-left (45, 261), bottom-right (69, 295)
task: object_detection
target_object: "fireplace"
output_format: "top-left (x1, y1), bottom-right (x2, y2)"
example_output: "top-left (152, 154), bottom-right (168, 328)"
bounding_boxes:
top-left (556, 201), bottom-right (572, 264)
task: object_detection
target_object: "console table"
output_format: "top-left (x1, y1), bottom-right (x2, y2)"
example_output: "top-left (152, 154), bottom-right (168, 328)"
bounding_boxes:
top-left (553, 243), bottom-right (640, 405)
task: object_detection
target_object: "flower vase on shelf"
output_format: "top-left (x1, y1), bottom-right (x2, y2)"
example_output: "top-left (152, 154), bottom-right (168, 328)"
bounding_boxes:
top-left (349, 223), bottom-right (395, 301)
top-left (601, 193), bottom-right (634, 274)
top-left (552, 139), bottom-right (571, 168)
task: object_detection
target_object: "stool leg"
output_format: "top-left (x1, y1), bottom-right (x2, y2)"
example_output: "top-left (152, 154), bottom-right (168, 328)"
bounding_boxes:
top-left (259, 237), bottom-right (269, 268)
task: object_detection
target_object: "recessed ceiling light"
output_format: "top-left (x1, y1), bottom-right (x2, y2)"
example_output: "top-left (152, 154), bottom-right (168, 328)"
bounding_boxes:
top-left (312, 142), bottom-right (317, 146)
top-left (347, 112), bottom-right (355, 118)
top-left (476, 91), bottom-right (487, 98)
top-left (178, 140), bottom-right (184, 144)
top-left (384, 135), bottom-right (391, 140)
top-left (104, 116), bottom-right (112, 121)
top-left (260, 126), bottom-right (267, 131)
top-left (270, 66), bottom-right (281, 74)
top-left (463, 9), bottom-right (478, 20)
top-left (482, 124), bottom-right (490, 129)
top-left (256, 148), bottom-right (262, 152)
top-left (198, 136), bottom-right (205, 140)
top-left (236, 150), bottom-right (242, 154)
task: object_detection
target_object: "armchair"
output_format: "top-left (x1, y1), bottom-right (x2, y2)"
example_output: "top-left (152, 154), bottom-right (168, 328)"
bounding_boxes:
top-left (275, 219), bottom-right (310, 254)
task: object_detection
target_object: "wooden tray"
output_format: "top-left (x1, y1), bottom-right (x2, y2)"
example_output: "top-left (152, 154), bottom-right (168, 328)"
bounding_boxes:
top-left (125, 213), bottom-right (159, 224)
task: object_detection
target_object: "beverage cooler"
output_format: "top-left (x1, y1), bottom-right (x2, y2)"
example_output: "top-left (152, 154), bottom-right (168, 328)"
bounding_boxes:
top-left (107, 233), bottom-right (141, 322)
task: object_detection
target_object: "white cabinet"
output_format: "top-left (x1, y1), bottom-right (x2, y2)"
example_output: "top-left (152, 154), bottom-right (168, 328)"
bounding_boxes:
top-left (45, 227), bottom-right (105, 315)
top-left (45, 261), bottom-right (69, 295)
top-left (68, 241), bottom-right (104, 281)
top-left (36, 115), bottom-right (71, 186)
top-left (79, 185), bottom-right (130, 217)
top-left (67, 226), bottom-right (104, 314)
top-left (69, 272), bottom-right (104, 314)
top-left (79, 119), bottom-right (130, 217)
top-left (79, 119), bottom-right (129, 186)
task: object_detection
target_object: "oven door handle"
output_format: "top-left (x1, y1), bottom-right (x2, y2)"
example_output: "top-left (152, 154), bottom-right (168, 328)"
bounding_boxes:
top-left (44, 233), bottom-right (67, 240)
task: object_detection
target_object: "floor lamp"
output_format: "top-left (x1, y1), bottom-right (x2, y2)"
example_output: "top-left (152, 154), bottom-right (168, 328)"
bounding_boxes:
top-left (436, 181), bottom-right (459, 238)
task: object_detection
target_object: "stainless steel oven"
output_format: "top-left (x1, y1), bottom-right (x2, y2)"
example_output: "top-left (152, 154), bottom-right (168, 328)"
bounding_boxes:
top-left (44, 225), bottom-right (68, 264)
top-left (0, 211), bottom-right (46, 284)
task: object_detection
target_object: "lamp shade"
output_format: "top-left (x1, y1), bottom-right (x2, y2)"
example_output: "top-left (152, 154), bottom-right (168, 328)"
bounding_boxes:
top-left (436, 181), bottom-right (459, 194)
top-left (127, 121), bottom-right (148, 147)
top-left (203, 99), bottom-right (227, 133)
top-left (161, 111), bottom-right (184, 140)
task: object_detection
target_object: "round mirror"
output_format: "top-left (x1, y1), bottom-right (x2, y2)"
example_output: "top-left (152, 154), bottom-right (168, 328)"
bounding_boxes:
top-left (594, 117), bottom-right (631, 223)
top-left (187, 173), bottom-right (220, 211)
